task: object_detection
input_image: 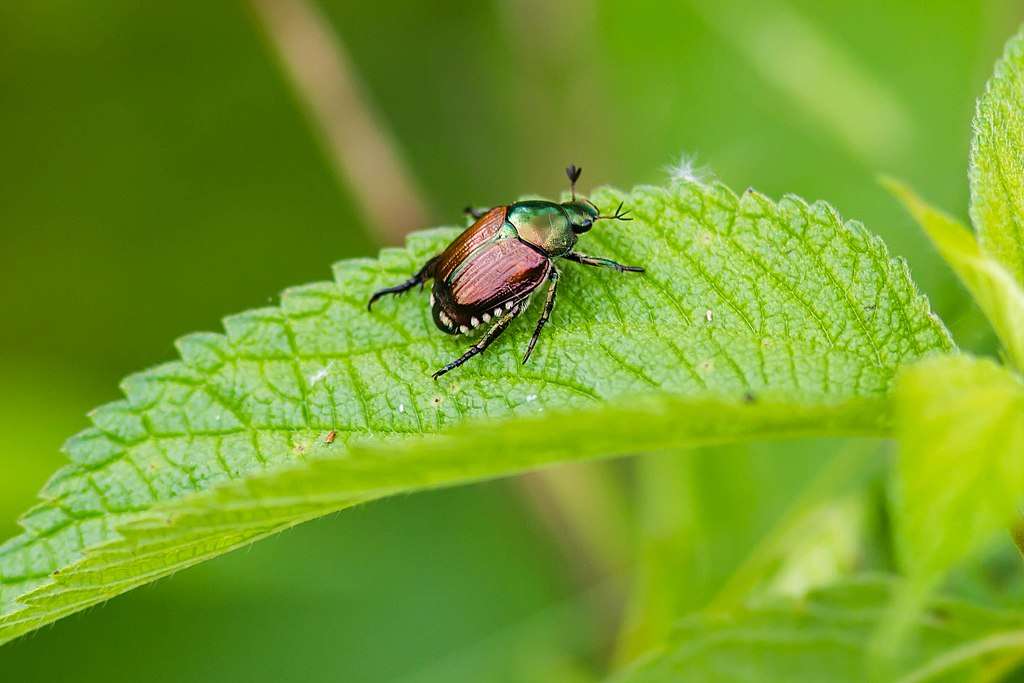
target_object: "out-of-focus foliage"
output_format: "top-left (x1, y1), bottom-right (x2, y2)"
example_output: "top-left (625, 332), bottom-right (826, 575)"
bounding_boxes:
top-left (614, 578), bottom-right (1024, 683)
top-left (2, 1), bottom-right (1024, 681)
top-left (893, 355), bottom-right (1024, 582)
top-left (613, 439), bottom-right (882, 665)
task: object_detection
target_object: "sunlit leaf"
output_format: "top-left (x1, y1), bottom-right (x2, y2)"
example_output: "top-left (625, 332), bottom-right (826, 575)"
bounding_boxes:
top-left (0, 180), bottom-right (951, 644)
top-left (970, 24), bottom-right (1024, 287)
top-left (886, 178), bottom-right (1024, 370)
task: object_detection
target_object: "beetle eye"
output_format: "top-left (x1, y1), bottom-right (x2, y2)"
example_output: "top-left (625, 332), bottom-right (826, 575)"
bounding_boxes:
top-left (574, 219), bottom-right (592, 233)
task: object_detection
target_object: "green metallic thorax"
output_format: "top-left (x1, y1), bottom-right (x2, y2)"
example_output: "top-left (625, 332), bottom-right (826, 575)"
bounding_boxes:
top-left (506, 201), bottom-right (577, 256)
top-left (446, 199), bottom-right (597, 284)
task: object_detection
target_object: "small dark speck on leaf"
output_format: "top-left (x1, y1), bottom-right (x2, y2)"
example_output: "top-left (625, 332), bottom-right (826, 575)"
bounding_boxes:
top-left (927, 606), bottom-right (950, 622)
top-left (431, 396), bottom-right (443, 406)
top-left (864, 304), bottom-right (877, 312)
top-left (743, 391), bottom-right (757, 404)
top-left (324, 430), bottom-right (337, 444)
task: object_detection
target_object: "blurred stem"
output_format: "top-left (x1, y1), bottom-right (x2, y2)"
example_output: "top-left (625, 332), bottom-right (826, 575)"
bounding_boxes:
top-left (612, 450), bottom-right (702, 667)
top-left (247, 0), bottom-right (430, 243)
top-left (515, 462), bottom-right (633, 653)
top-left (517, 464), bottom-right (633, 580)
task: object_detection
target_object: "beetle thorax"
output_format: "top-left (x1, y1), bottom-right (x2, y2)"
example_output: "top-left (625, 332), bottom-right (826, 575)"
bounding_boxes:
top-left (506, 201), bottom-right (577, 256)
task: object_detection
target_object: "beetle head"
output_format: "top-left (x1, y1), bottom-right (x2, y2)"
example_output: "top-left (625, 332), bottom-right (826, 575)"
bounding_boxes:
top-left (563, 200), bottom-right (601, 234)
top-left (564, 198), bottom-right (633, 233)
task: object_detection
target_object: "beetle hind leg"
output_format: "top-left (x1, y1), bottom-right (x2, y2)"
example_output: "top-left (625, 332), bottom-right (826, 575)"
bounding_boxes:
top-left (432, 305), bottom-right (523, 379)
top-left (367, 256), bottom-right (439, 311)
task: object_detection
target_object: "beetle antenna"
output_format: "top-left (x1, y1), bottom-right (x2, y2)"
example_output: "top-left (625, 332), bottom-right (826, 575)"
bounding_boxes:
top-left (598, 201), bottom-right (633, 222)
top-left (566, 164), bottom-right (583, 201)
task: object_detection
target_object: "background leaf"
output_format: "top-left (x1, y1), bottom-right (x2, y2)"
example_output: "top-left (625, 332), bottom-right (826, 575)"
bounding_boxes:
top-left (612, 438), bottom-right (882, 665)
top-left (893, 354), bottom-right (1024, 581)
top-left (611, 578), bottom-right (1024, 683)
top-left (886, 179), bottom-right (1024, 370)
top-left (970, 24), bottom-right (1024, 286)
top-left (0, 180), bottom-right (952, 644)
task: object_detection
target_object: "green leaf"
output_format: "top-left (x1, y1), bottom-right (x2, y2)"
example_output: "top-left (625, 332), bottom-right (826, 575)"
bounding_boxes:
top-left (0, 180), bottom-right (951, 645)
top-left (884, 178), bottom-right (1024, 370)
top-left (610, 577), bottom-right (1024, 683)
top-left (893, 353), bottom-right (1024, 580)
top-left (970, 25), bottom-right (1024, 286)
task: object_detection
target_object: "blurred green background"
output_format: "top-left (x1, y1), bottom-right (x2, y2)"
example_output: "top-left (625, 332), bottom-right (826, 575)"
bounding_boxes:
top-left (2, 1), bottom-right (1023, 680)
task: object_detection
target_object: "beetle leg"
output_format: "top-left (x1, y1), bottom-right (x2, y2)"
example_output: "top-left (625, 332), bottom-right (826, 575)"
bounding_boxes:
top-left (564, 251), bottom-right (645, 273)
top-left (522, 269), bottom-right (559, 365)
top-left (463, 206), bottom-right (490, 220)
top-left (432, 308), bottom-right (522, 379)
top-left (367, 256), bottom-right (439, 311)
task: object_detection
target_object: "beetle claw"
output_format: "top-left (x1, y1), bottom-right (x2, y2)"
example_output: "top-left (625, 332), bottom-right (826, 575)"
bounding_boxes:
top-left (597, 201), bottom-right (633, 223)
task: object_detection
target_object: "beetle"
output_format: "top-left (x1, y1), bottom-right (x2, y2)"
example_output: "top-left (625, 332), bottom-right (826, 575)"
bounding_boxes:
top-left (368, 165), bottom-right (643, 379)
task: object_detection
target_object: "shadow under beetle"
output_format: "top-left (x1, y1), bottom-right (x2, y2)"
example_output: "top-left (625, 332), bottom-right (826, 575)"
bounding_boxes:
top-left (368, 165), bottom-right (643, 379)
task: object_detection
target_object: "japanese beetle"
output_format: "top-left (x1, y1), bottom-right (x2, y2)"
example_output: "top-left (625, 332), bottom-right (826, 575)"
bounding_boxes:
top-left (368, 165), bottom-right (643, 379)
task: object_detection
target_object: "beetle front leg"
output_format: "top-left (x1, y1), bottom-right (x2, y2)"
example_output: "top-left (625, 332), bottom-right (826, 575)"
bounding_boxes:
top-left (564, 251), bottom-right (644, 273)
top-left (522, 269), bottom-right (559, 365)
top-left (432, 308), bottom-right (521, 379)
top-left (367, 256), bottom-right (439, 311)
